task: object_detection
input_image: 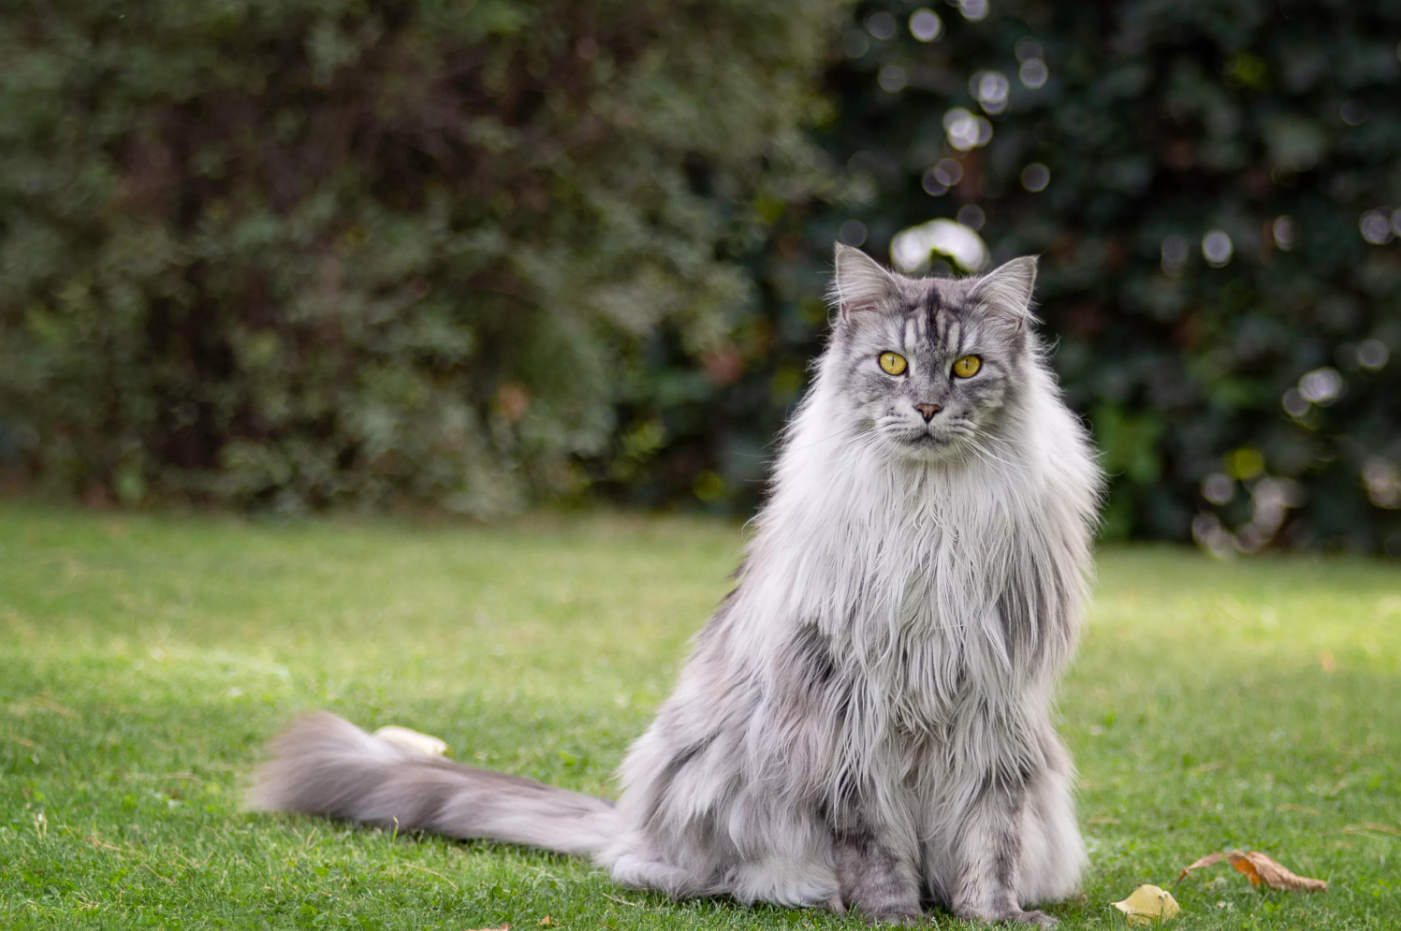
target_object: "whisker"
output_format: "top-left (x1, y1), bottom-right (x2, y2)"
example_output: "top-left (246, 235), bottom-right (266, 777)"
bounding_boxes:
top-left (966, 435), bottom-right (1032, 476)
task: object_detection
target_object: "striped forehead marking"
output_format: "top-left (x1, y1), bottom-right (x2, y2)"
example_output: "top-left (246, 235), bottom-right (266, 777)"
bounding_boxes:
top-left (931, 288), bottom-right (961, 348)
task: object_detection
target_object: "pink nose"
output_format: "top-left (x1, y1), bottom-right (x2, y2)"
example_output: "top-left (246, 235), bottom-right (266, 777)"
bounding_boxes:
top-left (914, 404), bottom-right (941, 422)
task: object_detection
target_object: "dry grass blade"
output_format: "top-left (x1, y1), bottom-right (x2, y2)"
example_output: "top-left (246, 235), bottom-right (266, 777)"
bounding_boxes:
top-left (1341, 823), bottom-right (1401, 839)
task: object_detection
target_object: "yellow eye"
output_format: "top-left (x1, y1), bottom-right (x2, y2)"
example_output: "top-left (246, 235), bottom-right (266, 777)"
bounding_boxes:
top-left (953, 355), bottom-right (982, 378)
top-left (879, 352), bottom-right (907, 375)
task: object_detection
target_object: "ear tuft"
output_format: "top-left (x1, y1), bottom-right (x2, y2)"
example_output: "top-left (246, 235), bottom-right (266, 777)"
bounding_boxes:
top-left (830, 243), bottom-right (898, 320)
top-left (969, 256), bottom-right (1039, 328)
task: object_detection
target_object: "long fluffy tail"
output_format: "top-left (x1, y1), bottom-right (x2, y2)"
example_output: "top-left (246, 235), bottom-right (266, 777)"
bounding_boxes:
top-left (246, 712), bottom-right (618, 857)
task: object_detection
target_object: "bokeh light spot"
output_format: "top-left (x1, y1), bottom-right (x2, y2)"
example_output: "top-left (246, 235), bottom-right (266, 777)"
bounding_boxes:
top-left (971, 71), bottom-right (1010, 114)
top-left (1019, 58), bottom-right (1048, 89)
top-left (1357, 338), bottom-right (1389, 371)
top-left (1281, 388), bottom-right (1310, 420)
top-left (1202, 473), bottom-right (1235, 506)
top-left (1360, 209), bottom-right (1393, 245)
top-left (956, 204), bottom-right (985, 231)
top-left (879, 64), bottom-right (908, 93)
top-left (944, 108), bottom-right (993, 150)
top-left (1021, 163), bottom-right (1050, 192)
top-left (909, 9), bottom-right (943, 42)
top-left (958, 0), bottom-right (989, 22)
top-left (1226, 447), bottom-right (1265, 481)
top-left (865, 11), bottom-right (897, 40)
top-left (1298, 367), bottom-right (1343, 405)
top-left (1161, 235), bottom-right (1189, 275)
top-left (1202, 230), bottom-right (1233, 267)
top-left (1362, 458), bottom-right (1401, 509)
top-left (891, 219), bottom-right (989, 273)
top-left (933, 159), bottom-right (964, 189)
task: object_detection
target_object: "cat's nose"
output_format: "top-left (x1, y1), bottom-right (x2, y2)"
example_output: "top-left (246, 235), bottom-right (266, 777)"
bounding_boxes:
top-left (914, 403), bottom-right (941, 422)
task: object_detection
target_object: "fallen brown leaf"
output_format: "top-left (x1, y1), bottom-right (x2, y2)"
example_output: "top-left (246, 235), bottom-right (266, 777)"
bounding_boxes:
top-left (1231, 851), bottom-right (1328, 892)
top-left (1177, 851), bottom-right (1227, 880)
top-left (1177, 849), bottom-right (1326, 892)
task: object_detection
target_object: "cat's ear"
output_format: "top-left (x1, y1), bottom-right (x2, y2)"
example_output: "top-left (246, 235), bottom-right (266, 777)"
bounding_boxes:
top-left (969, 256), bottom-right (1039, 330)
top-left (831, 243), bottom-right (898, 321)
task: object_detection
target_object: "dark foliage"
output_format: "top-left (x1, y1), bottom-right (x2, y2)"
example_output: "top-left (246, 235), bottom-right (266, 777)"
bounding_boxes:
top-left (0, 0), bottom-right (844, 513)
top-left (3, 0), bottom-right (1399, 554)
top-left (616, 0), bottom-right (1401, 555)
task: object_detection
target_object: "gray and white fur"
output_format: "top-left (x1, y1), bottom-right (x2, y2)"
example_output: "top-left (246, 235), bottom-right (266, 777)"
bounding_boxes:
top-left (249, 245), bottom-right (1103, 926)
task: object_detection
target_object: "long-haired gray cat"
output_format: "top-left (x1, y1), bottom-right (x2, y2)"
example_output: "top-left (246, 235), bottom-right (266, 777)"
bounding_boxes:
top-left (250, 245), bottom-right (1103, 926)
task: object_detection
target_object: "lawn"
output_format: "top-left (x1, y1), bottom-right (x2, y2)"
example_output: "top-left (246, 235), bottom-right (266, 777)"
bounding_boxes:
top-left (1, 501), bottom-right (1398, 930)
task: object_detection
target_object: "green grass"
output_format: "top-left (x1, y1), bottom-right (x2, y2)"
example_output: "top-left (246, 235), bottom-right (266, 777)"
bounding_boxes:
top-left (1, 501), bottom-right (1398, 930)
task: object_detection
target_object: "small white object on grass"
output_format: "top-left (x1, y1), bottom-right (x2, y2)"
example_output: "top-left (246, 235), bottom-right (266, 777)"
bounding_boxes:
top-left (374, 725), bottom-right (450, 757)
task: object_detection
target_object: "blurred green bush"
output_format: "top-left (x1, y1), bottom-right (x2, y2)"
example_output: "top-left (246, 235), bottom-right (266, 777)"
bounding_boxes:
top-left (3, 0), bottom-right (1399, 554)
top-left (0, 0), bottom-right (845, 513)
top-left (614, 0), bottom-right (1401, 555)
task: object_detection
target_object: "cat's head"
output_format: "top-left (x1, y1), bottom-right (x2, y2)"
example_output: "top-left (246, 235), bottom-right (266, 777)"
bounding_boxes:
top-left (826, 243), bottom-right (1039, 462)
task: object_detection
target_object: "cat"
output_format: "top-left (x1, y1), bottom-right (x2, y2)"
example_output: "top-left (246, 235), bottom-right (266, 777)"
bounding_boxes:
top-left (248, 244), bottom-right (1103, 927)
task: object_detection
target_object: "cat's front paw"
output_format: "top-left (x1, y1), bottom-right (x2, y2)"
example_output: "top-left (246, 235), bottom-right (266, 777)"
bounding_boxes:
top-left (846, 903), bottom-right (927, 927)
top-left (868, 912), bottom-right (927, 928)
top-left (953, 906), bottom-right (1057, 928)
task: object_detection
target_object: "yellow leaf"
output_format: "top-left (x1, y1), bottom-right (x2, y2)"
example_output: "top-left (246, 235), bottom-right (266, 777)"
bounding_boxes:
top-left (1113, 885), bottom-right (1180, 925)
top-left (539, 918), bottom-right (554, 928)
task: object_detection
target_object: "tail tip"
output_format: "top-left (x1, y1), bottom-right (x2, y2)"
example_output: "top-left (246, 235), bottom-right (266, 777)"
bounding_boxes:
top-left (244, 711), bottom-right (403, 814)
